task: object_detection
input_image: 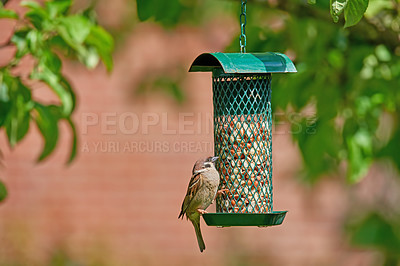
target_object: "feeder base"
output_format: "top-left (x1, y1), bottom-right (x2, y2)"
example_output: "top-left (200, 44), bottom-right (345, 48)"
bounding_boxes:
top-left (202, 211), bottom-right (287, 227)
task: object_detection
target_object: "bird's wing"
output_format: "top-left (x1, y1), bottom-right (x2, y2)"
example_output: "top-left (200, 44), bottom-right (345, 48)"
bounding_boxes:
top-left (178, 172), bottom-right (203, 219)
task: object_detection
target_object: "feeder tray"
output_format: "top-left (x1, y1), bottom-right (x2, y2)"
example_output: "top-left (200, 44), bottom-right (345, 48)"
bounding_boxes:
top-left (203, 211), bottom-right (287, 227)
top-left (189, 52), bottom-right (296, 227)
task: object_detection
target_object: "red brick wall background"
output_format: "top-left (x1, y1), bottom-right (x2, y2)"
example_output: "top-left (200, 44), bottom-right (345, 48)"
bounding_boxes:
top-left (0, 2), bottom-right (382, 265)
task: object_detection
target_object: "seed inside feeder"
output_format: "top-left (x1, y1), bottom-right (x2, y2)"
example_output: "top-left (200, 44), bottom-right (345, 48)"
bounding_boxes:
top-left (215, 116), bottom-right (272, 214)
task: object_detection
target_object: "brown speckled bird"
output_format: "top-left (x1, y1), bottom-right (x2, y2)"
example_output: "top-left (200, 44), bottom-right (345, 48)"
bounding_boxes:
top-left (178, 156), bottom-right (224, 252)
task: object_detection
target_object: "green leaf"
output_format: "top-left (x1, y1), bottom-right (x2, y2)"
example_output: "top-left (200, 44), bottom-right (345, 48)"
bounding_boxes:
top-left (168, 83), bottom-right (185, 104)
top-left (85, 25), bottom-right (114, 71)
top-left (59, 76), bottom-right (76, 115)
top-left (346, 128), bottom-right (372, 183)
top-left (344, 0), bottom-right (369, 28)
top-left (66, 117), bottom-right (77, 164)
top-left (11, 30), bottom-right (29, 59)
top-left (0, 78), bottom-right (11, 127)
top-left (33, 103), bottom-right (59, 161)
top-left (48, 35), bottom-right (73, 54)
top-left (45, 103), bottom-right (77, 164)
top-left (136, 0), bottom-right (153, 21)
top-left (5, 99), bottom-right (31, 147)
top-left (26, 30), bottom-right (43, 54)
top-left (82, 5), bottom-right (97, 23)
top-left (57, 15), bottom-right (91, 45)
top-left (378, 128), bottom-right (400, 173)
top-left (0, 75), bottom-right (10, 101)
top-left (4, 78), bottom-right (32, 147)
top-left (0, 7), bottom-right (18, 19)
top-left (308, 0), bottom-right (317, 4)
top-left (41, 50), bottom-right (62, 74)
top-left (0, 101), bottom-right (11, 127)
top-left (45, 0), bottom-right (71, 19)
top-left (22, 1), bottom-right (48, 29)
top-left (55, 15), bottom-right (93, 65)
top-left (82, 47), bottom-right (100, 69)
top-left (21, 0), bottom-right (43, 10)
top-left (31, 65), bottom-right (74, 116)
top-left (0, 179), bottom-right (7, 202)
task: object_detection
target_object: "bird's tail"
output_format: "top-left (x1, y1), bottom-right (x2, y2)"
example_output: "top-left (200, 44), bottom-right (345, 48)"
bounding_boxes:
top-left (192, 219), bottom-right (205, 252)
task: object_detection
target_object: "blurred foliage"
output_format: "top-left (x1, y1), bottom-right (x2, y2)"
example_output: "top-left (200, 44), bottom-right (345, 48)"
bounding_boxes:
top-left (346, 212), bottom-right (400, 265)
top-left (0, 0), bottom-right (114, 201)
top-left (135, 0), bottom-right (400, 184)
top-left (135, 0), bottom-right (236, 28)
top-left (0, 243), bottom-right (107, 266)
top-left (134, 0), bottom-right (400, 262)
top-left (137, 74), bottom-right (186, 104)
top-left (0, 178), bottom-right (7, 201)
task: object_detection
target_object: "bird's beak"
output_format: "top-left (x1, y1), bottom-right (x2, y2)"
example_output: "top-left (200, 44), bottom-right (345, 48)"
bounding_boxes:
top-left (211, 156), bottom-right (219, 162)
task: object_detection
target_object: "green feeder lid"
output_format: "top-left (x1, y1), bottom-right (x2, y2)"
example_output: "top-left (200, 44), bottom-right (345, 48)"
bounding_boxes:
top-left (189, 52), bottom-right (297, 73)
top-left (202, 211), bottom-right (288, 227)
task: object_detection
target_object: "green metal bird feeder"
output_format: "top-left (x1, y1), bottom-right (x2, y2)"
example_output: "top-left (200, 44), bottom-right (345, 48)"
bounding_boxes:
top-left (188, 1), bottom-right (296, 227)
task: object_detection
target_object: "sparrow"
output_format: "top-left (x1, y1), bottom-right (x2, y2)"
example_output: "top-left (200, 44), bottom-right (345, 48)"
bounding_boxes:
top-left (178, 156), bottom-right (225, 252)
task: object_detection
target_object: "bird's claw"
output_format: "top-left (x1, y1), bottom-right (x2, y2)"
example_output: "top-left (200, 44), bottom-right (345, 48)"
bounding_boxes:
top-left (213, 188), bottom-right (229, 201)
top-left (217, 189), bottom-right (229, 196)
top-left (197, 209), bottom-right (208, 215)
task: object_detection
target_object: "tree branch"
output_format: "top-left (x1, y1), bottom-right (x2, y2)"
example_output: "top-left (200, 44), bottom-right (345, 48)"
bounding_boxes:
top-left (232, 0), bottom-right (400, 51)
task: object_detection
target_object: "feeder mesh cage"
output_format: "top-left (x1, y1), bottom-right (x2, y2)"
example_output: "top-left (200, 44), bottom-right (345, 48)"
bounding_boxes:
top-left (213, 69), bottom-right (273, 214)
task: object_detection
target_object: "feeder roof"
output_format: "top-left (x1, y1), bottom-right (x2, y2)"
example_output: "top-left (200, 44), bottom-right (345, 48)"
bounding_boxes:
top-left (189, 52), bottom-right (297, 74)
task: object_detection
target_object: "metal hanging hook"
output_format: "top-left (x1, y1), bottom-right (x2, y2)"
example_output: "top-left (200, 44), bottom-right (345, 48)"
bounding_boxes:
top-left (239, 0), bottom-right (247, 53)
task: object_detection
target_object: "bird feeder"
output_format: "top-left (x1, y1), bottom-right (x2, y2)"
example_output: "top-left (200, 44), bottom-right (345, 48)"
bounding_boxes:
top-left (189, 52), bottom-right (296, 227)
